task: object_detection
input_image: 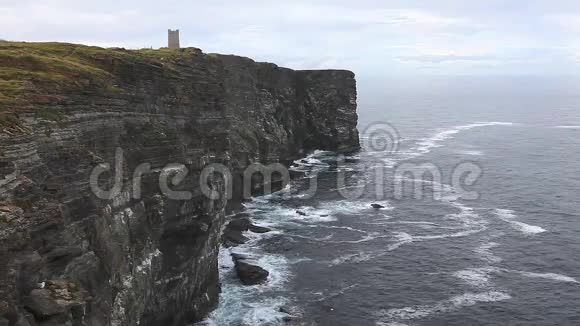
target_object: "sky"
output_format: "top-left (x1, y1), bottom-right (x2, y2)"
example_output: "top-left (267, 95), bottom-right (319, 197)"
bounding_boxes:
top-left (2, 0), bottom-right (580, 77)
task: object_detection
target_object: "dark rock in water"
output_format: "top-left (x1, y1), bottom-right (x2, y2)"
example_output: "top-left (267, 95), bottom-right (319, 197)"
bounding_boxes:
top-left (221, 215), bottom-right (270, 245)
top-left (289, 169), bottom-right (307, 179)
top-left (232, 255), bottom-right (269, 285)
top-left (222, 229), bottom-right (249, 247)
top-left (221, 217), bottom-right (252, 247)
top-left (230, 252), bottom-right (253, 260)
top-left (234, 212), bottom-right (251, 218)
top-left (371, 203), bottom-right (385, 209)
top-left (249, 224), bottom-right (271, 233)
top-left (278, 305), bottom-right (301, 321)
top-left (235, 261), bottom-right (269, 285)
top-left (279, 306), bottom-right (291, 315)
top-left (296, 210), bottom-right (307, 216)
top-left (227, 217), bottom-right (252, 231)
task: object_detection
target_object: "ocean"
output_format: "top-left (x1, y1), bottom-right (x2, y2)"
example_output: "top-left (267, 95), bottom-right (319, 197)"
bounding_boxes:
top-left (204, 76), bottom-right (580, 325)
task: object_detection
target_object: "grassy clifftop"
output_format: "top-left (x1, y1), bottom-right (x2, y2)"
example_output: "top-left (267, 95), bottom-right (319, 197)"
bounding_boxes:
top-left (0, 41), bottom-right (205, 129)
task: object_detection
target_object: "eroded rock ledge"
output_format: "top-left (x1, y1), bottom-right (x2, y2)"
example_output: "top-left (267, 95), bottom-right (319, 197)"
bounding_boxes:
top-left (0, 42), bottom-right (358, 325)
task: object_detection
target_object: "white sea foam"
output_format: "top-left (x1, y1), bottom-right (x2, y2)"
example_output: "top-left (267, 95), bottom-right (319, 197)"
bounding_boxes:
top-left (193, 320), bottom-right (217, 326)
top-left (290, 229), bottom-right (390, 245)
top-left (506, 220), bottom-right (546, 234)
top-left (210, 186), bottom-right (302, 325)
top-left (240, 299), bottom-right (292, 326)
top-left (376, 291), bottom-right (512, 323)
top-left (510, 271), bottom-right (579, 283)
top-left (325, 234), bottom-right (413, 266)
top-left (328, 184), bottom-right (366, 192)
top-left (258, 255), bottom-right (291, 286)
top-left (290, 150), bottom-right (334, 175)
top-left (457, 149), bottom-right (484, 156)
top-left (287, 257), bottom-right (313, 264)
top-left (292, 206), bottom-right (337, 223)
top-left (244, 195), bottom-right (394, 223)
top-left (453, 267), bottom-right (499, 289)
top-left (287, 233), bottom-right (336, 242)
top-left (415, 227), bottom-right (486, 241)
top-left (399, 122), bottom-right (516, 160)
top-left (314, 224), bottom-right (368, 234)
top-left (292, 151), bottom-right (332, 165)
top-left (392, 231), bottom-right (414, 242)
top-left (356, 225), bottom-right (485, 254)
top-left (319, 199), bottom-right (394, 215)
top-left (386, 232), bottom-right (415, 250)
top-left (443, 206), bottom-right (486, 229)
top-left (494, 208), bottom-right (516, 219)
top-left (332, 232), bottom-right (391, 244)
top-left (328, 252), bottom-right (376, 266)
top-left (474, 242), bottom-right (502, 264)
top-left (493, 209), bottom-right (546, 235)
top-left (364, 215), bottom-right (394, 223)
top-left (314, 283), bottom-right (359, 302)
top-left (396, 176), bottom-right (487, 230)
top-left (245, 200), bottom-right (338, 226)
top-left (208, 246), bottom-right (292, 325)
top-left (451, 267), bottom-right (579, 291)
top-left (214, 149), bottom-right (374, 325)
top-left (328, 223), bottom-right (486, 267)
top-left (440, 187), bottom-right (488, 229)
top-left (382, 221), bottom-right (439, 226)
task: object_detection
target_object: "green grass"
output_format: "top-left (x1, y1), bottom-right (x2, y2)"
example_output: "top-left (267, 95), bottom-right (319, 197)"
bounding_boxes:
top-left (37, 108), bottom-right (65, 122)
top-left (0, 42), bottom-right (118, 120)
top-left (134, 47), bottom-right (203, 60)
top-left (0, 113), bottom-right (20, 129)
top-left (0, 41), bottom-right (213, 131)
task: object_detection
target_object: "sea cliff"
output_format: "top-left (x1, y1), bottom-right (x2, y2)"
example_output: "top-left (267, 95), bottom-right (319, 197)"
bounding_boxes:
top-left (0, 42), bottom-right (358, 325)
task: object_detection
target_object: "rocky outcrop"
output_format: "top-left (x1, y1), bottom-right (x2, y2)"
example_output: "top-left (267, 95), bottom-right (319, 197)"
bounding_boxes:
top-left (0, 42), bottom-right (358, 325)
top-left (222, 213), bottom-right (271, 248)
top-left (231, 253), bottom-right (269, 286)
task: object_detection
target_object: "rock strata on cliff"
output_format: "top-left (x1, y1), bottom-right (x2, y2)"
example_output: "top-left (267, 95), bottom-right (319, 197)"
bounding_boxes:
top-left (0, 42), bottom-right (359, 325)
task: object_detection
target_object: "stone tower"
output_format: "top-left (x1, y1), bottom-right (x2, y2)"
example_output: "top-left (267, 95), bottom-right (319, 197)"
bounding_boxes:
top-left (168, 29), bottom-right (180, 49)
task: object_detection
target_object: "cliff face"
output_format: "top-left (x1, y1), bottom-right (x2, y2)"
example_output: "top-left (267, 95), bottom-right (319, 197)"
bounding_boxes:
top-left (0, 42), bottom-right (358, 326)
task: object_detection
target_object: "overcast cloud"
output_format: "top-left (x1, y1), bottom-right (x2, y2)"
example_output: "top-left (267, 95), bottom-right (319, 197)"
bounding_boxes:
top-left (2, 0), bottom-right (580, 76)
